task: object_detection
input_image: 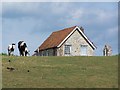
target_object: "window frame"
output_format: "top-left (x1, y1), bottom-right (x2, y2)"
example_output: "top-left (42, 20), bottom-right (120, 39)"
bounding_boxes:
top-left (80, 44), bottom-right (88, 56)
top-left (64, 45), bottom-right (71, 55)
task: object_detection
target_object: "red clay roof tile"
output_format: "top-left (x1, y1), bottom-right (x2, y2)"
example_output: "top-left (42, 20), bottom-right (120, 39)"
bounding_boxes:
top-left (37, 25), bottom-right (97, 51)
top-left (39, 26), bottom-right (76, 51)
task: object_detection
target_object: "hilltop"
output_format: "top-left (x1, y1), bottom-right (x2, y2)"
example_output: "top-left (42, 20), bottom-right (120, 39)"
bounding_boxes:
top-left (2, 56), bottom-right (118, 88)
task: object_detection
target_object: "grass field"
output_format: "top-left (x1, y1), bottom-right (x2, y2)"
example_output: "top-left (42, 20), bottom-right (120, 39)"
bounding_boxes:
top-left (2, 56), bottom-right (118, 88)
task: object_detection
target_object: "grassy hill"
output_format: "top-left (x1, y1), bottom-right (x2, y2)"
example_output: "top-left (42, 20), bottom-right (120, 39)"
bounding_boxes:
top-left (2, 56), bottom-right (118, 88)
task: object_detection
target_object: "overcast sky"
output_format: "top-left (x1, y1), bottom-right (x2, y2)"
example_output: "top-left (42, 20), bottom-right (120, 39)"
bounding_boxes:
top-left (1, 2), bottom-right (118, 56)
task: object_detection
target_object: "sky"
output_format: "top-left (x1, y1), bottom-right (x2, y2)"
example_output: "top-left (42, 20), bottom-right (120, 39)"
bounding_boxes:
top-left (1, 2), bottom-right (118, 56)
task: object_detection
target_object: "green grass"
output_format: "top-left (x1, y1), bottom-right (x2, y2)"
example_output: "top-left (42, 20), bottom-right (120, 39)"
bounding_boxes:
top-left (2, 56), bottom-right (118, 88)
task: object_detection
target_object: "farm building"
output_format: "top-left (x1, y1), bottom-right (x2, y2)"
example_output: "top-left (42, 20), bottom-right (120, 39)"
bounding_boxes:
top-left (34, 26), bottom-right (96, 56)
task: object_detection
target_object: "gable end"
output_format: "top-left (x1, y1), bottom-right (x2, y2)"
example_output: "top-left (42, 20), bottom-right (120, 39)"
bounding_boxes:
top-left (57, 26), bottom-right (96, 50)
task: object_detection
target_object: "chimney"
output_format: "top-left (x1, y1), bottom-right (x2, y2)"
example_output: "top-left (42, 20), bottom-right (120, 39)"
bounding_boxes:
top-left (80, 26), bottom-right (84, 33)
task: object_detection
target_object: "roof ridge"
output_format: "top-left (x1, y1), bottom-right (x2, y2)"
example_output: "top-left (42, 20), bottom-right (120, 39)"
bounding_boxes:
top-left (53, 25), bottom-right (77, 33)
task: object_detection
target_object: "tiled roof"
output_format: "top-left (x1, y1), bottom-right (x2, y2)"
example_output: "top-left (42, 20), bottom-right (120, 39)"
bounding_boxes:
top-left (39, 26), bottom-right (76, 51)
top-left (36, 25), bottom-right (96, 52)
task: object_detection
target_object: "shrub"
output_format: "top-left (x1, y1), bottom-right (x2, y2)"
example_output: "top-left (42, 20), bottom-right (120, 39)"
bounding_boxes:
top-left (1, 53), bottom-right (8, 56)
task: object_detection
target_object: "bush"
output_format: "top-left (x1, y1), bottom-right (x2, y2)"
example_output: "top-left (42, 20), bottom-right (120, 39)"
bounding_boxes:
top-left (1, 53), bottom-right (7, 56)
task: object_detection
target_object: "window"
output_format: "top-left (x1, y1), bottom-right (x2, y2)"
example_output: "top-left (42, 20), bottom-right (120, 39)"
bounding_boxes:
top-left (64, 45), bottom-right (71, 54)
top-left (80, 45), bottom-right (88, 56)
